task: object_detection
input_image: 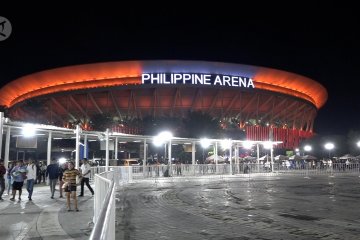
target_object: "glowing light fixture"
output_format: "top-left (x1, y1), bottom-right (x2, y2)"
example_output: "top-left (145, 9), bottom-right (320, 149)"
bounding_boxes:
top-left (59, 157), bottom-right (67, 164)
top-left (242, 141), bottom-right (254, 149)
top-left (22, 124), bottom-right (36, 137)
top-left (200, 138), bottom-right (211, 148)
top-left (324, 143), bottom-right (334, 150)
top-left (304, 145), bottom-right (312, 152)
top-left (221, 139), bottom-right (232, 149)
top-left (153, 131), bottom-right (173, 147)
top-left (263, 141), bottom-right (272, 149)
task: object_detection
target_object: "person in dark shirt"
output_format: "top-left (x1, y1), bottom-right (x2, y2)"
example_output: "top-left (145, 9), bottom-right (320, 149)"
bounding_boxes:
top-left (0, 159), bottom-right (6, 200)
top-left (46, 158), bottom-right (60, 199)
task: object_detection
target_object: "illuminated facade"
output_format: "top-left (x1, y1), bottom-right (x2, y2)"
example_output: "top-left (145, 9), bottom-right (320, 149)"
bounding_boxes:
top-left (0, 60), bottom-right (327, 148)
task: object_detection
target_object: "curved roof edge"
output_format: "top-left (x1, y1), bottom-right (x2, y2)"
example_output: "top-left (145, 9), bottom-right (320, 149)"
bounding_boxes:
top-left (0, 60), bottom-right (328, 109)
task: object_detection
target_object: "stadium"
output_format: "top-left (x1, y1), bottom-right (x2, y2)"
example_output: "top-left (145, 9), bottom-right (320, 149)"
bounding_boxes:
top-left (0, 60), bottom-right (327, 149)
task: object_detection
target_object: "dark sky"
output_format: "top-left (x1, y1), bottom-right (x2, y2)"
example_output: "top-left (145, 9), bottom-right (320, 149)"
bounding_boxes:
top-left (1, 5), bottom-right (359, 136)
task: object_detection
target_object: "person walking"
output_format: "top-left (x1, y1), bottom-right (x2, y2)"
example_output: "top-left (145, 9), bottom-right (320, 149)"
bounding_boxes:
top-left (26, 158), bottom-right (37, 201)
top-left (40, 163), bottom-right (47, 183)
top-left (7, 162), bottom-right (14, 195)
top-left (79, 158), bottom-right (94, 197)
top-left (58, 163), bottom-right (66, 198)
top-left (10, 161), bottom-right (27, 201)
top-left (62, 162), bottom-right (81, 211)
top-left (0, 159), bottom-right (6, 201)
top-left (46, 158), bottom-right (60, 199)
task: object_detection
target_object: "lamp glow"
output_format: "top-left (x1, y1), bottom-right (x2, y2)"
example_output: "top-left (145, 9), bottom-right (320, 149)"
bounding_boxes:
top-left (22, 124), bottom-right (36, 137)
top-left (304, 145), bottom-right (312, 152)
top-left (200, 138), bottom-right (211, 148)
top-left (263, 141), bottom-right (272, 149)
top-left (59, 157), bottom-right (67, 164)
top-left (221, 139), bottom-right (232, 149)
top-left (153, 131), bottom-right (173, 147)
top-left (324, 143), bottom-right (334, 150)
top-left (242, 141), bottom-right (253, 149)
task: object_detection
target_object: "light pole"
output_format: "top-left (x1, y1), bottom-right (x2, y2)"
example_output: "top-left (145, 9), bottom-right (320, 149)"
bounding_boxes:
top-left (153, 131), bottom-right (173, 177)
top-left (153, 130), bottom-right (173, 164)
top-left (263, 141), bottom-right (273, 172)
top-left (221, 139), bottom-right (232, 174)
top-left (200, 138), bottom-right (211, 164)
top-left (324, 143), bottom-right (334, 159)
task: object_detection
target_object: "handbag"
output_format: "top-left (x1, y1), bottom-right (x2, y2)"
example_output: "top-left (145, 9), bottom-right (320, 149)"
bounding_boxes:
top-left (76, 175), bottom-right (82, 185)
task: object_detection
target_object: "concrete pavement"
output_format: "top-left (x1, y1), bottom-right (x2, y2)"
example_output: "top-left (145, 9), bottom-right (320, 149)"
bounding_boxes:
top-left (0, 183), bottom-right (94, 240)
top-left (115, 174), bottom-right (360, 240)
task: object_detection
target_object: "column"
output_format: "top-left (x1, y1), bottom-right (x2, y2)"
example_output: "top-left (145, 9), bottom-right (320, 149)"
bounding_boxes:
top-left (192, 142), bottom-right (196, 165)
top-left (229, 144), bottom-right (232, 175)
top-left (114, 137), bottom-right (118, 160)
top-left (75, 125), bottom-right (80, 169)
top-left (47, 131), bottom-right (52, 166)
top-left (168, 140), bottom-right (172, 176)
top-left (84, 134), bottom-right (88, 159)
top-left (270, 143), bottom-right (274, 172)
top-left (4, 126), bottom-right (10, 171)
top-left (215, 141), bottom-right (218, 173)
top-left (105, 129), bottom-right (109, 172)
top-left (256, 143), bottom-right (260, 172)
top-left (143, 139), bottom-right (147, 167)
top-left (235, 144), bottom-right (239, 174)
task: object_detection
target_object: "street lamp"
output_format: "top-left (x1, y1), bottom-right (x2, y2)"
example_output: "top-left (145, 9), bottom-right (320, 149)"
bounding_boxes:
top-left (324, 143), bottom-right (334, 158)
top-left (263, 141), bottom-right (274, 172)
top-left (304, 145), bottom-right (312, 153)
top-left (22, 124), bottom-right (36, 138)
top-left (357, 141), bottom-right (360, 148)
top-left (242, 141), bottom-right (254, 149)
top-left (200, 138), bottom-right (211, 163)
top-left (153, 131), bottom-right (173, 164)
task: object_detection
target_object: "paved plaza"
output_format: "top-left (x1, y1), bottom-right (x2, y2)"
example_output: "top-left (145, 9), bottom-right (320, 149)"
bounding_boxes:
top-left (116, 174), bottom-right (360, 240)
top-left (0, 184), bottom-right (94, 240)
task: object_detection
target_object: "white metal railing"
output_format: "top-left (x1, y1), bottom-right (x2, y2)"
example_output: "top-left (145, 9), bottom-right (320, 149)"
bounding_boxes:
top-left (91, 163), bottom-right (360, 182)
top-left (89, 171), bottom-right (115, 240)
top-left (89, 162), bottom-right (360, 238)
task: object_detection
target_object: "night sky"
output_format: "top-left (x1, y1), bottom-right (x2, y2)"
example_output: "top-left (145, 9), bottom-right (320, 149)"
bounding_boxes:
top-left (1, 6), bottom-right (359, 137)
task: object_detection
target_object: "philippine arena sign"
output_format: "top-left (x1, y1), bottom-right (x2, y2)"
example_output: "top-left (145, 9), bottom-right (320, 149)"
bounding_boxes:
top-left (142, 73), bottom-right (255, 88)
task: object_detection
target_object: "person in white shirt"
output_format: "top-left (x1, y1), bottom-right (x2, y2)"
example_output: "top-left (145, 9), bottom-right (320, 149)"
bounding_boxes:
top-left (78, 158), bottom-right (94, 197)
top-left (26, 158), bottom-right (37, 201)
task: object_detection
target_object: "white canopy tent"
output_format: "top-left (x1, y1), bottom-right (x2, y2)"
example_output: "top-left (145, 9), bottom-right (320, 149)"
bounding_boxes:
top-left (274, 155), bottom-right (289, 161)
top-left (205, 154), bottom-right (225, 163)
top-left (339, 154), bottom-right (355, 160)
top-left (289, 155), bottom-right (302, 161)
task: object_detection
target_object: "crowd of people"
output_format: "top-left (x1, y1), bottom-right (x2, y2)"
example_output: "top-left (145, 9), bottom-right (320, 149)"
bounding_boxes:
top-left (0, 158), bottom-right (94, 212)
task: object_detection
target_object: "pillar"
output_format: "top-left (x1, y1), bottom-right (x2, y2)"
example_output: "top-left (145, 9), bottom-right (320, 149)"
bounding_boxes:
top-left (75, 125), bottom-right (80, 169)
top-left (4, 126), bottom-right (10, 170)
top-left (105, 128), bottom-right (109, 171)
top-left (47, 131), bottom-right (52, 166)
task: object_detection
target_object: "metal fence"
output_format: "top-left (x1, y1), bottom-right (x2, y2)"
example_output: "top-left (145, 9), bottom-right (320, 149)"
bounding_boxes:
top-left (90, 163), bottom-right (360, 183)
top-left (89, 171), bottom-right (115, 240)
top-left (89, 162), bottom-right (360, 239)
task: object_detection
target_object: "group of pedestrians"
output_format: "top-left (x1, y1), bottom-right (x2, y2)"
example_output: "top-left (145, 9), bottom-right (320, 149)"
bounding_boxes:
top-left (0, 157), bottom-right (94, 212)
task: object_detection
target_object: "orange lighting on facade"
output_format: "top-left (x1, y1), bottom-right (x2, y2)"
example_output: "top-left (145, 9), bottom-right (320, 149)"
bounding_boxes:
top-left (0, 61), bottom-right (327, 109)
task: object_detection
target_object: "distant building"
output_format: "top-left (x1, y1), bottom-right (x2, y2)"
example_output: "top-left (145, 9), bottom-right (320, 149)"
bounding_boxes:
top-left (0, 60), bottom-right (327, 148)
